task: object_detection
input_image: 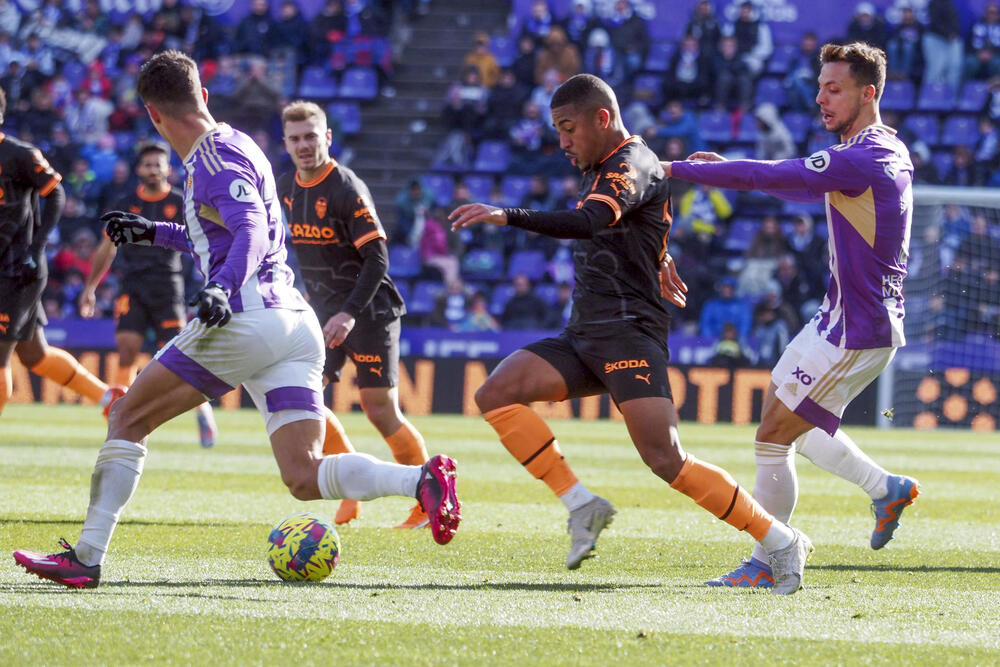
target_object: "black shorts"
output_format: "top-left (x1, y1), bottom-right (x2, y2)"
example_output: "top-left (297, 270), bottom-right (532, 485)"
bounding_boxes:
top-left (323, 314), bottom-right (399, 389)
top-left (0, 276), bottom-right (46, 341)
top-left (115, 277), bottom-right (186, 343)
top-left (523, 320), bottom-right (673, 406)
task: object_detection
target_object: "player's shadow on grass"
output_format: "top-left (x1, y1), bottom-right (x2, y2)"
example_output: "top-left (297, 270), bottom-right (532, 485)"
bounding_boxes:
top-left (2, 518), bottom-right (245, 528)
top-left (811, 563), bottom-right (1000, 574)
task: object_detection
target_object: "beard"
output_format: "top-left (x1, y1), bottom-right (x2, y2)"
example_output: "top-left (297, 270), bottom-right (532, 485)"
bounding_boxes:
top-left (829, 105), bottom-right (863, 137)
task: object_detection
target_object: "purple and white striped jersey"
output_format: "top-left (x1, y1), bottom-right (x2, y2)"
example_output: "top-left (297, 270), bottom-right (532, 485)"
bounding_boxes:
top-left (152, 124), bottom-right (308, 313)
top-left (671, 124), bottom-right (912, 349)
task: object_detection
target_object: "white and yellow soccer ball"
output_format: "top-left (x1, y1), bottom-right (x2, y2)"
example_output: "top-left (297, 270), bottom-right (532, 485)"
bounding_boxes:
top-left (266, 512), bottom-right (341, 582)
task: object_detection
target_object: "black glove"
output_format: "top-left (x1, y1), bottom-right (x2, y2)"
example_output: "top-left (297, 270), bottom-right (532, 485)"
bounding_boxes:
top-left (189, 281), bottom-right (232, 327)
top-left (101, 210), bottom-right (156, 247)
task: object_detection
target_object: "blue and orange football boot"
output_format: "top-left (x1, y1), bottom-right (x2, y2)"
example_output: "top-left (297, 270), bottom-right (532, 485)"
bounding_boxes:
top-left (871, 474), bottom-right (920, 549)
top-left (706, 557), bottom-right (775, 589)
top-left (13, 538), bottom-right (101, 589)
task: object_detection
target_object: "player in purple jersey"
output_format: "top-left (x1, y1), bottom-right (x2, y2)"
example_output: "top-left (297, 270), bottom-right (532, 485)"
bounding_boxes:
top-left (13, 51), bottom-right (460, 589)
top-left (663, 43), bottom-right (920, 588)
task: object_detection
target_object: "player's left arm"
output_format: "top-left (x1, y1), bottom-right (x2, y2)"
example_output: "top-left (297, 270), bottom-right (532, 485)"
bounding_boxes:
top-left (21, 149), bottom-right (64, 275)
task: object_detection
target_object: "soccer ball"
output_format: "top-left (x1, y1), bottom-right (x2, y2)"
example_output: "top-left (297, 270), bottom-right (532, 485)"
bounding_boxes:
top-left (266, 512), bottom-right (341, 582)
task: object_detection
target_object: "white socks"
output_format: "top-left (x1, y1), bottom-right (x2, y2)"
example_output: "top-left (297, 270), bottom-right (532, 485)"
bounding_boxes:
top-left (559, 481), bottom-right (597, 512)
top-left (796, 428), bottom-right (889, 499)
top-left (317, 453), bottom-right (421, 501)
top-left (75, 439), bottom-right (148, 567)
top-left (751, 440), bottom-right (798, 562)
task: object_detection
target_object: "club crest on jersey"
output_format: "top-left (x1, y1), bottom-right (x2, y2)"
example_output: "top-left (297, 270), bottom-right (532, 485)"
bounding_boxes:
top-left (603, 161), bottom-right (638, 196)
top-left (315, 197), bottom-right (327, 219)
top-left (129, 205), bottom-right (142, 214)
top-left (604, 359), bottom-right (649, 374)
top-left (164, 204), bottom-right (178, 219)
top-left (229, 178), bottom-right (255, 202)
top-left (805, 150), bottom-right (830, 173)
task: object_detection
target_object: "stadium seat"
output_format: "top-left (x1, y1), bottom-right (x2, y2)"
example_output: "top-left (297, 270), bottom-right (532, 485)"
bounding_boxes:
top-left (423, 173), bottom-right (454, 206)
top-left (298, 65), bottom-right (338, 99)
top-left (507, 249), bottom-right (547, 281)
top-left (644, 42), bottom-right (675, 72)
top-left (631, 73), bottom-right (663, 107)
top-left (393, 279), bottom-right (411, 304)
top-left (782, 111), bottom-right (813, 143)
top-left (534, 282), bottom-right (560, 306)
top-left (489, 283), bottom-right (516, 316)
top-left (917, 82), bottom-right (955, 112)
top-left (338, 66), bottom-right (378, 99)
top-left (491, 35), bottom-right (516, 67)
top-left (931, 151), bottom-right (953, 180)
top-left (765, 43), bottom-right (798, 74)
top-left (880, 80), bottom-right (914, 111)
top-left (409, 280), bottom-right (442, 316)
top-left (699, 109), bottom-right (733, 143)
top-left (724, 218), bottom-right (759, 253)
top-left (461, 247), bottom-right (505, 280)
top-left (462, 174), bottom-right (494, 202)
top-left (940, 115), bottom-right (979, 147)
top-left (112, 131), bottom-right (136, 153)
top-left (473, 140), bottom-right (511, 173)
top-left (500, 175), bottom-right (532, 205)
top-left (754, 77), bottom-right (787, 108)
top-left (327, 101), bottom-right (362, 134)
top-left (903, 114), bottom-right (940, 146)
top-left (388, 244), bottom-right (422, 279)
top-left (782, 199), bottom-right (825, 219)
top-left (735, 113), bottom-right (758, 144)
top-left (958, 80), bottom-right (990, 112)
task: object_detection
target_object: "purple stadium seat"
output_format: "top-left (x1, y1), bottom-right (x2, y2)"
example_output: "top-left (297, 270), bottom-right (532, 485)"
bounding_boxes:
top-left (782, 199), bottom-right (825, 219)
top-left (394, 279), bottom-right (411, 304)
top-left (754, 77), bottom-right (787, 108)
top-left (501, 175), bottom-right (532, 205)
top-left (534, 283), bottom-right (560, 306)
top-left (931, 151), bottom-right (953, 180)
top-left (461, 247), bottom-right (505, 281)
top-left (473, 140), bottom-right (511, 172)
top-left (903, 114), bottom-right (940, 146)
top-left (699, 109), bottom-right (733, 143)
top-left (631, 73), bottom-right (664, 107)
top-left (423, 173), bottom-right (454, 206)
top-left (644, 42), bottom-right (676, 72)
top-left (490, 35), bottom-right (516, 67)
top-left (736, 113), bottom-right (758, 144)
top-left (462, 174), bottom-right (494, 202)
top-left (880, 80), bottom-right (914, 111)
top-left (409, 280), bottom-right (442, 316)
top-left (507, 249), bottom-right (547, 281)
top-left (338, 66), bottom-right (378, 99)
top-left (917, 82), bottom-right (955, 112)
top-left (489, 283), bottom-right (516, 316)
top-left (940, 115), bottom-right (979, 147)
top-left (298, 65), bottom-right (338, 99)
top-left (724, 218), bottom-right (760, 253)
top-left (782, 111), bottom-right (813, 143)
top-left (388, 245), bottom-right (422, 279)
top-left (327, 101), bottom-right (361, 134)
top-left (766, 43), bottom-right (798, 75)
top-left (958, 80), bottom-right (990, 112)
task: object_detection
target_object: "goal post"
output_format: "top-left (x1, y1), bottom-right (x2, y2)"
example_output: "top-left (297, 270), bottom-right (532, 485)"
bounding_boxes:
top-left (882, 185), bottom-right (1000, 432)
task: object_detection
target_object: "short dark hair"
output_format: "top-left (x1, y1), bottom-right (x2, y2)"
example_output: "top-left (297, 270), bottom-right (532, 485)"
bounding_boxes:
top-left (136, 142), bottom-right (170, 163)
top-left (136, 50), bottom-right (203, 116)
top-left (820, 41), bottom-right (887, 100)
top-left (550, 73), bottom-right (619, 119)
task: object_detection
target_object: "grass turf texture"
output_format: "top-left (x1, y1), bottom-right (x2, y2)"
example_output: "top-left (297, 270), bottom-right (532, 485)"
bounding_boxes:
top-left (2, 404), bottom-right (999, 665)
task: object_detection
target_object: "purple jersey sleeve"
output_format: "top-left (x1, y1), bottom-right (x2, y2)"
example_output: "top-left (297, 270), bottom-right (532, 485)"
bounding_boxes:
top-left (153, 222), bottom-right (190, 252)
top-left (203, 171), bottom-right (270, 295)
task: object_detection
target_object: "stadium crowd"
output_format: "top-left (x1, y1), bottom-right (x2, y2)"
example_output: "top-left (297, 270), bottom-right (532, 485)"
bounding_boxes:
top-left (2, 0), bottom-right (998, 365)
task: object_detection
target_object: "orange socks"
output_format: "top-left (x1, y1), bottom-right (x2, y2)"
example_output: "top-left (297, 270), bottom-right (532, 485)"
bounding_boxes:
top-left (30, 347), bottom-right (108, 402)
top-left (384, 421), bottom-right (428, 465)
top-left (322, 408), bottom-right (355, 455)
top-left (669, 454), bottom-right (775, 541)
top-left (0, 366), bottom-right (11, 415)
top-left (483, 404), bottom-right (578, 496)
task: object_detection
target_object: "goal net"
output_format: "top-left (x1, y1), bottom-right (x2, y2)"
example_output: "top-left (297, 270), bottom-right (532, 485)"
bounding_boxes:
top-left (884, 185), bottom-right (1000, 432)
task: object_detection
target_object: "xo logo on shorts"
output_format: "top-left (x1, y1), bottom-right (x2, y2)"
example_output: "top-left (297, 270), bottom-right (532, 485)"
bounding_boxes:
top-left (793, 367), bottom-right (814, 385)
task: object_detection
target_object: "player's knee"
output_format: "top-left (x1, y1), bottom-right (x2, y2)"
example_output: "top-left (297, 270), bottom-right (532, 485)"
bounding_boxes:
top-left (106, 401), bottom-right (153, 441)
top-left (640, 447), bottom-right (684, 483)
top-left (474, 380), bottom-right (505, 413)
top-left (282, 468), bottom-right (320, 501)
top-left (360, 394), bottom-right (396, 430)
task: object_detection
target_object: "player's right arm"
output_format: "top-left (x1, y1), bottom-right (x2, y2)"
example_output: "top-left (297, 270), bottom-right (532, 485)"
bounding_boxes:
top-left (665, 153), bottom-right (823, 202)
top-left (79, 234), bottom-right (117, 318)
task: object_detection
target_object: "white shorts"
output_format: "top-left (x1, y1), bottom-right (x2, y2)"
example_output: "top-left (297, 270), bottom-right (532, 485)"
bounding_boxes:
top-left (154, 307), bottom-right (325, 434)
top-left (773, 319), bottom-right (895, 435)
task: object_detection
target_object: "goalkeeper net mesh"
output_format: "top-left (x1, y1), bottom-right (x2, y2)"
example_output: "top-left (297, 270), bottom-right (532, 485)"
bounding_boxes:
top-left (887, 185), bottom-right (1000, 432)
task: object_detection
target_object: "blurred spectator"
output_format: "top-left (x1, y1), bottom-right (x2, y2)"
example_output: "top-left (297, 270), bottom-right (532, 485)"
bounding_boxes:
top-left (748, 214), bottom-right (790, 260)
top-left (561, 0), bottom-right (599, 49)
top-left (551, 176), bottom-right (579, 210)
top-left (787, 213), bottom-right (827, 298)
top-left (583, 27), bottom-right (624, 88)
top-left (512, 34), bottom-right (538, 89)
top-left (502, 274), bottom-right (549, 330)
top-left (545, 280), bottom-right (573, 328)
top-left (22, 34), bottom-right (54, 76)
top-left (773, 253), bottom-right (815, 321)
top-left (784, 31), bottom-right (821, 110)
top-left (964, 44), bottom-right (1000, 81)
top-left (43, 123), bottom-right (79, 177)
top-left (308, 0), bottom-right (347, 64)
top-left (700, 276), bottom-right (752, 340)
top-left (0, 0), bottom-right (21, 35)
top-left (155, 0), bottom-right (186, 47)
top-left (83, 62), bottom-right (113, 100)
top-left (728, 0), bottom-right (772, 77)
top-left (99, 159), bottom-right (134, 212)
top-left (430, 277), bottom-right (469, 329)
top-left (911, 142), bottom-right (940, 184)
top-left (956, 211), bottom-right (1000, 274)
top-left (846, 3), bottom-right (887, 51)
top-left (923, 0), bottom-right (963, 91)
top-left (754, 103), bottom-right (796, 160)
top-left (547, 242), bottom-right (574, 284)
top-left (685, 0), bottom-right (721, 58)
top-left (605, 0), bottom-right (650, 78)
top-left (465, 32), bottom-right (501, 88)
top-left (64, 88), bottom-right (113, 146)
top-left (886, 3), bottom-right (923, 82)
top-left (652, 99), bottom-right (703, 152)
top-left (394, 179), bottom-right (434, 246)
top-left (484, 69), bottom-right (529, 139)
top-left (521, 175), bottom-right (553, 210)
top-left (420, 206), bottom-right (463, 284)
top-left (456, 290), bottom-right (501, 332)
top-left (623, 100), bottom-right (656, 136)
top-left (0, 61), bottom-right (24, 110)
top-left (64, 158), bottom-right (101, 213)
top-left (666, 34), bottom-right (711, 106)
top-left (53, 227), bottom-right (97, 279)
top-left (529, 67), bottom-right (562, 126)
top-left (709, 321), bottom-right (750, 368)
top-left (509, 100), bottom-right (548, 173)
top-left (273, 0), bottom-right (310, 59)
top-left (229, 59), bottom-right (281, 134)
top-left (535, 25), bottom-right (580, 85)
top-left (972, 116), bottom-right (1000, 185)
top-left (522, 0), bottom-right (555, 41)
top-left (752, 287), bottom-right (794, 368)
top-left (676, 182), bottom-right (731, 237)
top-left (943, 145), bottom-right (974, 186)
top-left (235, 0), bottom-right (277, 56)
top-left (81, 133), bottom-right (119, 184)
top-left (970, 2), bottom-right (1000, 52)
top-left (344, 0), bottom-right (388, 37)
top-left (713, 34), bottom-right (753, 112)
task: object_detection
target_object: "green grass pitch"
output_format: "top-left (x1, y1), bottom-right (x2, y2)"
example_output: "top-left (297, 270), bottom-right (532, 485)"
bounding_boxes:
top-left (2, 404), bottom-right (999, 665)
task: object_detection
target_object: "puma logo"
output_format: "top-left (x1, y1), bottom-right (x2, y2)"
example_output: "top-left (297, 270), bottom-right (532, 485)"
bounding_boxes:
top-left (370, 366), bottom-right (383, 377)
top-left (635, 373), bottom-right (651, 385)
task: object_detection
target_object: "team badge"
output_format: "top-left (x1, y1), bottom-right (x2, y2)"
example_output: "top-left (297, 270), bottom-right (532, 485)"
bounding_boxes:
top-left (315, 197), bottom-right (328, 219)
top-left (164, 204), bottom-right (178, 219)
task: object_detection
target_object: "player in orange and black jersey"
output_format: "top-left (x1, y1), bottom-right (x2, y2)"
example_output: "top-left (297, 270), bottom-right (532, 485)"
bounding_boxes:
top-left (80, 143), bottom-right (217, 447)
top-left (0, 88), bottom-right (120, 418)
top-left (278, 100), bottom-right (429, 529)
top-left (449, 74), bottom-right (812, 593)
